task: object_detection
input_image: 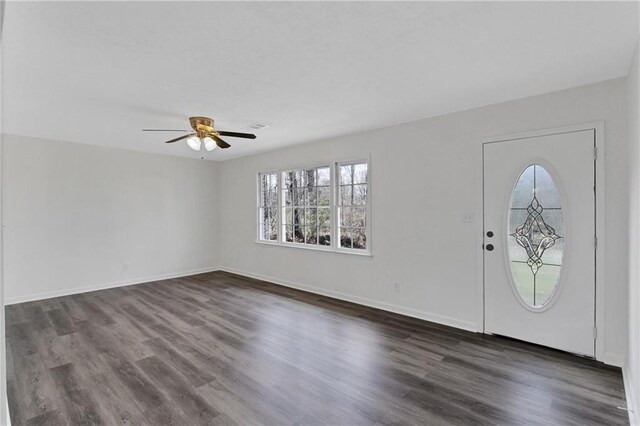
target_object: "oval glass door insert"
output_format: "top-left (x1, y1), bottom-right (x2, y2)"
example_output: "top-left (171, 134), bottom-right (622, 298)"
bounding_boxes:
top-left (508, 164), bottom-right (563, 307)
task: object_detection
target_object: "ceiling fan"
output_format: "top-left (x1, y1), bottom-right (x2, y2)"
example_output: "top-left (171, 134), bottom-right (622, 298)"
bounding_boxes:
top-left (143, 116), bottom-right (256, 151)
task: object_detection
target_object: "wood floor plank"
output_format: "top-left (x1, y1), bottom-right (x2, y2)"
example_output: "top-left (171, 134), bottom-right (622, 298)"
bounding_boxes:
top-left (142, 337), bottom-right (215, 387)
top-left (49, 363), bottom-right (104, 425)
top-left (10, 353), bottom-right (61, 421)
top-left (98, 353), bottom-right (166, 413)
top-left (135, 355), bottom-right (220, 425)
top-left (5, 271), bottom-right (629, 425)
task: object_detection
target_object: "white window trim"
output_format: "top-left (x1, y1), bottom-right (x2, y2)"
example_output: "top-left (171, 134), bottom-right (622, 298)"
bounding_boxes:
top-left (255, 157), bottom-right (371, 256)
top-left (256, 170), bottom-right (279, 245)
top-left (335, 158), bottom-right (372, 255)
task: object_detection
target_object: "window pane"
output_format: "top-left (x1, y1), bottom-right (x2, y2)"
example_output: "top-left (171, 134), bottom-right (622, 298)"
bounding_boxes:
top-left (511, 165), bottom-right (534, 208)
top-left (353, 228), bottom-right (366, 249)
top-left (269, 172), bottom-right (278, 191)
top-left (510, 262), bottom-right (534, 306)
top-left (319, 226), bottom-right (331, 246)
top-left (534, 265), bottom-right (561, 306)
top-left (318, 207), bottom-right (330, 226)
top-left (340, 164), bottom-right (353, 185)
top-left (340, 207), bottom-right (366, 228)
top-left (305, 226), bottom-right (318, 245)
top-left (353, 163), bottom-right (367, 184)
top-left (258, 173), bottom-right (278, 241)
top-left (267, 208), bottom-right (277, 241)
top-left (283, 171), bottom-right (292, 187)
top-left (259, 174), bottom-right (268, 207)
top-left (294, 208), bottom-right (305, 226)
top-left (339, 228), bottom-right (352, 248)
top-left (283, 208), bottom-right (293, 227)
top-left (305, 169), bottom-right (316, 187)
top-left (260, 207), bottom-right (277, 241)
top-left (306, 187), bottom-right (317, 206)
top-left (269, 188), bottom-right (278, 207)
top-left (353, 184), bottom-right (367, 205)
top-left (352, 207), bottom-right (366, 228)
top-left (340, 207), bottom-right (352, 227)
top-left (317, 167), bottom-right (330, 186)
top-left (317, 187), bottom-right (330, 206)
top-left (340, 185), bottom-right (352, 206)
top-left (508, 209), bottom-right (529, 262)
top-left (508, 164), bottom-right (563, 307)
top-left (283, 188), bottom-right (292, 206)
top-left (535, 166), bottom-right (561, 208)
top-left (269, 165), bottom-right (338, 250)
top-left (294, 188), bottom-right (305, 206)
top-left (259, 208), bottom-right (268, 239)
top-left (306, 208), bottom-right (317, 226)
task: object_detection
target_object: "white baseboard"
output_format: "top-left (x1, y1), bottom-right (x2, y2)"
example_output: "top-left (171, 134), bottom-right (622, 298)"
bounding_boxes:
top-left (623, 365), bottom-right (638, 425)
top-left (605, 353), bottom-right (627, 368)
top-left (218, 266), bottom-right (480, 333)
top-left (4, 266), bottom-right (221, 305)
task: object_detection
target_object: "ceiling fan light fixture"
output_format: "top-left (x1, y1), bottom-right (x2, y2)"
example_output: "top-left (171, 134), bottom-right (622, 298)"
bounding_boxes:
top-left (203, 136), bottom-right (216, 151)
top-left (149, 116), bottom-right (257, 150)
top-left (187, 136), bottom-right (201, 151)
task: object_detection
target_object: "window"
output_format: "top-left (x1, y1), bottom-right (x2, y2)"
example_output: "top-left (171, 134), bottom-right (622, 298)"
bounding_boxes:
top-left (338, 162), bottom-right (368, 250)
top-left (258, 171), bottom-right (278, 241)
top-left (282, 166), bottom-right (331, 246)
top-left (257, 159), bottom-right (369, 254)
top-left (508, 164), bottom-right (563, 307)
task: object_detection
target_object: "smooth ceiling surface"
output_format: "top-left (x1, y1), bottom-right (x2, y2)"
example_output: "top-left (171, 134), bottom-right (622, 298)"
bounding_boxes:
top-left (2, 1), bottom-right (639, 161)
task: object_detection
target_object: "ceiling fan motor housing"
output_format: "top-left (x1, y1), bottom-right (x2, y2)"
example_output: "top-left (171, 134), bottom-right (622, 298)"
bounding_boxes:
top-left (190, 116), bottom-right (216, 138)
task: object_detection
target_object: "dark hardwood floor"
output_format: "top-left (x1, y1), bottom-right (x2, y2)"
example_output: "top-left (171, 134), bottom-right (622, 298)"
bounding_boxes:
top-left (5, 271), bottom-right (628, 425)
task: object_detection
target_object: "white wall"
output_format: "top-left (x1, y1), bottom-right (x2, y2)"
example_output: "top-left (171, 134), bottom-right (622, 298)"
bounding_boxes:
top-left (0, 18), bottom-right (7, 425)
top-left (627, 37), bottom-right (640, 425)
top-left (218, 78), bottom-right (629, 365)
top-left (2, 135), bottom-right (220, 303)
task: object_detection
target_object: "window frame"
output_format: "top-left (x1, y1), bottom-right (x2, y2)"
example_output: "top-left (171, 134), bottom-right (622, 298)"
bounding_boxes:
top-left (335, 159), bottom-right (371, 255)
top-left (255, 157), bottom-right (371, 256)
top-left (256, 170), bottom-right (280, 245)
top-left (279, 164), bottom-right (333, 250)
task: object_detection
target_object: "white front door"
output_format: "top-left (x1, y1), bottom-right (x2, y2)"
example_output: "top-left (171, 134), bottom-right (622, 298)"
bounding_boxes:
top-left (483, 129), bottom-right (596, 357)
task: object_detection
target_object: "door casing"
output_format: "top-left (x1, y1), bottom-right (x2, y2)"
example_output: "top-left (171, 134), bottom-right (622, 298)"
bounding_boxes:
top-left (476, 122), bottom-right (606, 362)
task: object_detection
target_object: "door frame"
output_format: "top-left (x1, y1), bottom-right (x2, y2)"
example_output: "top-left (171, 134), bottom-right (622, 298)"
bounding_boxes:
top-left (476, 121), bottom-right (605, 362)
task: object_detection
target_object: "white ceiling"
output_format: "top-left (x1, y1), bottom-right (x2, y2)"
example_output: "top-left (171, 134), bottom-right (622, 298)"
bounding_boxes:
top-left (2, 1), bottom-right (639, 161)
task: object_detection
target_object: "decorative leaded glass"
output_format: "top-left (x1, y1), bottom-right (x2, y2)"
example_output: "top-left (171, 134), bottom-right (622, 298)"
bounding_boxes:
top-left (508, 165), bottom-right (563, 307)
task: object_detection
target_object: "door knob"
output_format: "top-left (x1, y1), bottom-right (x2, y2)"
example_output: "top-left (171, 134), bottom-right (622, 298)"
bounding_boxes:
top-left (486, 244), bottom-right (494, 251)
top-left (486, 231), bottom-right (494, 238)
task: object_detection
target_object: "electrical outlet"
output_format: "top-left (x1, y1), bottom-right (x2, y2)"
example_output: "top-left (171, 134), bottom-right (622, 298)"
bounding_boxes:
top-left (394, 282), bottom-right (400, 293)
top-left (462, 213), bottom-right (474, 223)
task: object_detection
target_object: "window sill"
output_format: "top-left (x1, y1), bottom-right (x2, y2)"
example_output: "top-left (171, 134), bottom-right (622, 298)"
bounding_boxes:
top-left (254, 240), bottom-right (372, 257)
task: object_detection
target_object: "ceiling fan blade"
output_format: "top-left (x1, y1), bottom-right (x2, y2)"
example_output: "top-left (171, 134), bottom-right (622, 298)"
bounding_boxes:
top-left (165, 133), bottom-right (196, 144)
top-left (212, 135), bottom-right (231, 149)
top-left (143, 129), bottom-right (190, 132)
top-left (217, 131), bottom-right (256, 139)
